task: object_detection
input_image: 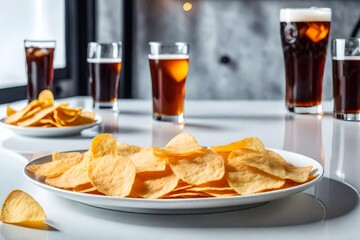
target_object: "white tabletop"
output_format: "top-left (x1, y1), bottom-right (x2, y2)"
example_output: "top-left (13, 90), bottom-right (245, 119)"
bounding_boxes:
top-left (0, 97), bottom-right (359, 240)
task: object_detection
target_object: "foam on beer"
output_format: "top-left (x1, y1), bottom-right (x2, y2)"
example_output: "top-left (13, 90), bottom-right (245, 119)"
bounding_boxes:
top-left (280, 8), bottom-right (331, 22)
top-left (87, 58), bottom-right (121, 63)
top-left (148, 54), bottom-right (189, 60)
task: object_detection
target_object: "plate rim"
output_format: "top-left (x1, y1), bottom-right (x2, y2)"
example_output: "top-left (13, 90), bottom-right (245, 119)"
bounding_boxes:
top-left (0, 116), bottom-right (102, 136)
top-left (24, 148), bottom-right (324, 207)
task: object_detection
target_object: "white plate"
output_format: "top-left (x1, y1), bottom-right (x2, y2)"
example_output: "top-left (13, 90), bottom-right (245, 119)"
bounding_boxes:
top-left (24, 149), bottom-right (323, 214)
top-left (0, 117), bottom-right (101, 137)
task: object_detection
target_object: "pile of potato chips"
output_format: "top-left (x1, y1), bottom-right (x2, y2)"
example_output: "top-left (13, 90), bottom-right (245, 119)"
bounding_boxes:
top-left (5, 90), bottom-right (95, 127)
top-left (26, 133), bottom-right (314, 199)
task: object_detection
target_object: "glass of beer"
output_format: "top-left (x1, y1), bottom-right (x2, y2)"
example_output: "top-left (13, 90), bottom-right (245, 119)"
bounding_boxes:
top-left (280, 8), bottom-right (331, 114)
top-left (332, 38), bottom-right (360, 121)
top-left (24, 40), bottom-right (55, 102)
top-left (88, 42), bottom-right (122, 112)
top-left (148, 42), bottom-right (189, 123)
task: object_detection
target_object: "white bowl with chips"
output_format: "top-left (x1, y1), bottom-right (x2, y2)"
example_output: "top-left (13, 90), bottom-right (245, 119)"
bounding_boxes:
top-left (24, 148), bottom-right (324, 214)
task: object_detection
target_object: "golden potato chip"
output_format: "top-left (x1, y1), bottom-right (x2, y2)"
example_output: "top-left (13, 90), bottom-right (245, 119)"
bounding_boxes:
top-left (171, 180), bottom-right (192, 192)
top-left (54, 109), bottom-right (81, 126)
top-left (73, 183), bottom-right (103, 195)
top-left (228, 150), bottom-right (286, 179)
top-left (226, 163), bottom-right (285, 195)
top-left (90, 134), bottom-right (117, 159)
top-left (26, 155), bottom-right (82, 177)
top-left (211, 137), bottom-right (265, 153)
top-left (5, 100), bottom-right (41, 124)
top-left (63, 111), bottom-right (95, 126)
top-left (285, 163), bottom-right (313, 183)
top-left (201, 189), bottom-right (238, 197)
top-left (52, 151), bottom-right (82, 161)
top-left (117, 142), bottom-right (142, 157)
top-left (168, 151), bottom-right (225, 185)
top-left (129, 147), bottom-right (166, 173)
top-left (6, 106), bottom-right (17, 117)
top-left (0, 190), bottom-right (46, 224)
top-left (154, 133), bottom-right (203, 157)
top-left (45, 154), bottom-right (91, 188)
top-left (88, 154), bottom-right (136, 197)
top-left (39, 117), bottom-right (62, 127)
top-left (17, 104), bottom-right (65, 127)
top-left (132, 165), bottom-right (179, 199)
top-left (187, 186), bottom-right (234, 192)
top-left (38, 89), bottom-right (54, 107)
top-left (162, 191), bottom-right (210, 199)
top-left (57, 106), bottom-right (82, 116)
top-left (22, 106), bottom-right (42, 119)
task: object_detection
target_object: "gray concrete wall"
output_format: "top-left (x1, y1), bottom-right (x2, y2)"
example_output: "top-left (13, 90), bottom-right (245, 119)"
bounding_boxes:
top-left (97, 0), bottom-right (360, 100)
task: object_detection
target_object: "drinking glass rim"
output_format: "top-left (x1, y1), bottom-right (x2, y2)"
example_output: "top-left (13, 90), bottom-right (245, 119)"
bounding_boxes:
top-left (279, 7), bottom-right (331, 11)
top-left (331, 37), bottom-right (360, 42)
top-left (88, 42), bottom-right (122, 46)
top-left (24, 39), bottom-right (56, 43)
top-left (149, 41), bottom-right (189, 47)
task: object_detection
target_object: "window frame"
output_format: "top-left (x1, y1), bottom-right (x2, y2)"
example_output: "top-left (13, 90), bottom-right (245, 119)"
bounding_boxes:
top-left (0, 0), bottom-right (96, 104)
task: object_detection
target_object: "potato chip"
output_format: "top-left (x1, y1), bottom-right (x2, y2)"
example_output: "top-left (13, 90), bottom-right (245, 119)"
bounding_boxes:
top-left (58, 105), bottom-right (82, 116)
top-left (64, 112), bottom-right (95, 126)
top-left (26, 155), bottom-right (82, 177)
top-left (162, 191), bottom-right (210, 199)
top-left (6, 106), bottom-right (17, 117)
top-left (202, 190), bottom-right (238, 197)
top-left (0, 190), bottom-right (46, 224)
top-left (211, 137), bottom-right (265, 153)
top-left (52, 151), bottom-right (83, 161)
top-left (117, 142), bottom-right (142, 157)
top-left (285, 163), bottom-right (313, 183)
top-left (17, 104), bottom-right (65, 127)
top-left (168, 151), bottom-right (225, 185)
top-left (228, 150), bottom-right (286, 179)
top-left (90, 134), bottom-right (117, 159)
top-left (54, 109), bottom-right (81, 126)
top-left (38, 89), bottom-right (54, 107)
top-left (129, 147), bottom-right (166, 173)
top-left (132, 165), bottom-right (179, 199)
top-left (5, 100), bottom-right (41, 124)
top-left (73, 183), bottom-right (103, 195)
top-left (171, 180), bottom-right (192, 192)
top-left (45, 154), bottom-right (91, 188)
top-left (226, 163), bottom-right (285, 195)
top-left (88, 154), bottom-right (136, 197)
top-left (22, 106), bottom-right (42, 119)
top-left (154, 133), bottom-right (203, 157)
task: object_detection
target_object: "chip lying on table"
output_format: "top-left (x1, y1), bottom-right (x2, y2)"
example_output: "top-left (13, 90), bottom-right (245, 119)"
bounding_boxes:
top-left (0, 190), bottom-right (47, 225)
top-left (26, 133), bottom-right (315, 199)
top-left (5, 90), bottom-right (95, 127)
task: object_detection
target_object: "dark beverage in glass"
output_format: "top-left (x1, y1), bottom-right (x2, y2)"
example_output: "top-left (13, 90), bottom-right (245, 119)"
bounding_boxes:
top-left (280, 8), bottom-right (331, 114)
top-left (87, 42), bottom-right (122, 112)
top-left (149, 55), bottom-right (189, 116)
top-left (332, 56), bottom-right (360, 117)
top-left (148, 42), bottom-right (189, 123)
top-left (24, 40), bottom-right (55, 101)
top-left (89, 59), bottom-right (122, 103)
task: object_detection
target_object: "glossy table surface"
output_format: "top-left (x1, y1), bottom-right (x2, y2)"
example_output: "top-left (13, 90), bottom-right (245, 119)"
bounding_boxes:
top-left (0, 97), bottom-right (359, 240)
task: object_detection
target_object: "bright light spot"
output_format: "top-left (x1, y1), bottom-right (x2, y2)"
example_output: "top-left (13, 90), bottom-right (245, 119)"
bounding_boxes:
top-left (183, 2), bottom-right (192, 12)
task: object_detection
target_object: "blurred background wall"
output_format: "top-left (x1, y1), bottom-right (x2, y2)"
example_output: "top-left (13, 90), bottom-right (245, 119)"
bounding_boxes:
top-left (96, 0), bottom-right (360, 100)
